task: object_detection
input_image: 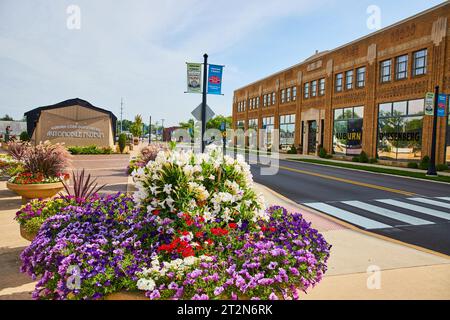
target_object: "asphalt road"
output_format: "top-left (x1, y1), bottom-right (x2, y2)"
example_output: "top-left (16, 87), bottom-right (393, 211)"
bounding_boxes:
top-left (251, 158), bottom-right (450, 255)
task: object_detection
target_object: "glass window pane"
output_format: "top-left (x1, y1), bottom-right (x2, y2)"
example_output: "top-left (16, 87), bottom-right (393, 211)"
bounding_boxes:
top-left (377, 117), bottom-right (398, 160)
top-left (343, 108), bottom-right (353, 119)
top-left (408, 99), bottom-right (424, 116)
top-left (333, 120), bottom-right (348, 155)
top-left (353, 106), bottom-right (364, 119)
top-left (396, 116), bottom-right (423, 160)
top-left (379, 103), bottom-right (392, 117)
top-left (393, 101), bottom-right (407, 116)
top-left (334, 108), bottom-right (344, 120)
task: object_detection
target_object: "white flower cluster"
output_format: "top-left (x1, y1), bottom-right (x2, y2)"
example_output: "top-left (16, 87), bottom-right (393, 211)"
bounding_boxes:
top-left (131, 147), bottom-right (266, 223)
top-left (137, 255), bottom-right (214, 290)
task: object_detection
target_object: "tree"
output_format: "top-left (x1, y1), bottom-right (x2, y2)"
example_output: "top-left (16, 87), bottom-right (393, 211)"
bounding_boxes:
top-left (179, 119), bottom-right (195, 131)
top-left (0, 114), bottom-right (14, 121)
top-left (207, 115), bottom-right (232, 130)
top-left (130, 115), bottom-right (143, 137)
top-left (117, 119), bottom-right (133, 133)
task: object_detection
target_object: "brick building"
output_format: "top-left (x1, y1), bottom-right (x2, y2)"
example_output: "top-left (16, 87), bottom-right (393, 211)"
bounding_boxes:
top-left (232, 2), bottom-right (450, 164)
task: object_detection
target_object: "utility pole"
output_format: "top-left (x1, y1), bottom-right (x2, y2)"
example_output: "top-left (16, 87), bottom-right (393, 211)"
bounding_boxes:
top-left (427, 85), bottom-right (439, 176)
top-left (120, 98), bottom-right (124, 134)
top-left (149, 116), bottom-right (152, 145)
top-left (201, 53), bottom-right (208, 153)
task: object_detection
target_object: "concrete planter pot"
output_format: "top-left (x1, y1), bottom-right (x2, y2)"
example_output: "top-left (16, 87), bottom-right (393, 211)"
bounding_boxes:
top-left (7, 181), bottom-right (65, 204)
top-left (20, 225), bottom-right (37, 242)
top-left (104, 290), bottom-right (252, 300)
top-left (104, 291), bottom-right (149, 300)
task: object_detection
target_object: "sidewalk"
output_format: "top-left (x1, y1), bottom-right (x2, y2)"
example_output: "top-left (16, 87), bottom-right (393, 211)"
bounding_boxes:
top-left (255, 183), bottom-right (450, 299)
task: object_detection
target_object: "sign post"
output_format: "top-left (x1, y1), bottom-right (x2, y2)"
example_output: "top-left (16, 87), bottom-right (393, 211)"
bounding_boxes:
top-left (427, 86), bottom-right (439, 176)
top-left (221, 121), bottom-right (226, 156)
top-left (201, 54), bottom-right (208, 153)
top-left (186, 54), bottom-right (224, 153)
top-left (148, 116), bottom-right (152, 145)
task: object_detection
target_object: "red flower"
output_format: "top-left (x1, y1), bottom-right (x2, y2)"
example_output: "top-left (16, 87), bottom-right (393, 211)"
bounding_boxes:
top-left (269, 227), bottom-right (276, 232)
top-left (195, 231), bottom-right (204, 238)
top-left (211, 228), bottom-right (228, 236)
top-left (228, 223), bottom-right (237, 229)
top-left (205, 239), bottom-right (214, 246)
top-left (152, 210), bottom-right (160, 215)
top-left (181, 247), bottom-right (195, 257)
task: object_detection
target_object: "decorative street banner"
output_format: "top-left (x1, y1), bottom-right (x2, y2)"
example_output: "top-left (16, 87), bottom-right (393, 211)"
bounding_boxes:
top-left (186, 63), bottom-right (202, 93)
top-left (425, 92), bottom-right (435, 116)
top-left (437, 94), bottom-right (447, 117)
top-left (207, 64), bottom-right (223, 95)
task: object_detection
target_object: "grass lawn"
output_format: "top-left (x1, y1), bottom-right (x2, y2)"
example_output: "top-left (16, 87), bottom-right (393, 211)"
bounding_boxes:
top-left (286, 158), bottom-right (450, 183)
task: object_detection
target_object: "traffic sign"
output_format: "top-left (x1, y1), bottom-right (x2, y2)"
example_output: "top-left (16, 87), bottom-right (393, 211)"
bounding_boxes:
top-left (191, 103), bottom-right (215, 122)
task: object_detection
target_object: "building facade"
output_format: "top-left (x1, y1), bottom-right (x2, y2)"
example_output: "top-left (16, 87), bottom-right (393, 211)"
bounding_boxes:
top-left (25, 98), bottom-right (117, 148)
top-left (232, 2), bottom-right (450, 164)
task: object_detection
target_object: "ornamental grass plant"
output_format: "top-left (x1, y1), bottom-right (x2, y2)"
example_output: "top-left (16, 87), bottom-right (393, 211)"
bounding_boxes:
top-left (8, 141), bottom-right (71, 184)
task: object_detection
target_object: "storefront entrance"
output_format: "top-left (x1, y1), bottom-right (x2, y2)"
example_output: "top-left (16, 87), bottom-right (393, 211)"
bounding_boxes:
top-left (308, 120), bottom-right (317, 155)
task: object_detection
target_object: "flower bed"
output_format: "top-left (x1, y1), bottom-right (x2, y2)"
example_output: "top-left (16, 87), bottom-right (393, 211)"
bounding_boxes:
top-left (0, 154), bottom-right (23, 178)
top-left (9, 172), bottom-right (69, 184)
top-left (127, 143), bottom-right (167, 174)
top-left (7, 141), bottom-right (71, 185)
top-left (20, 148), bottom-right (331, 300)
top-left (15, 195), bottom-right (95, 238)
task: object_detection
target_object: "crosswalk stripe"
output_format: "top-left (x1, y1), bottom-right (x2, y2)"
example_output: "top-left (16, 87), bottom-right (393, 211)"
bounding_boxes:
top-left (306, 202), bottom-right (391, 230)
top-left (409, 198), bottom-right (450, 209)
top-left (342, 200), bottom-right (434, 226)
top-left (376, 199), bottom-right (450, 221)
top-left (436, 197), bottom-right (450, 202)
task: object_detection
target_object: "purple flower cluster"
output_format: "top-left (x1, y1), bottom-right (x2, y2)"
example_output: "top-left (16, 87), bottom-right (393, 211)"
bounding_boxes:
top-left (20, 198), bottom-right (330, 300)
top-left (20, 193), bottom-right (155, 300)
top-left (138, 206), bottom-right (331, 300)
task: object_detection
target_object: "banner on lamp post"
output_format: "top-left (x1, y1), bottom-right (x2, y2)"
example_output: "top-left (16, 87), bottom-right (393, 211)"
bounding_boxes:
top-left (437, 94), bottom-right (447, 117)
top-left (207, 64), bottom-right (223, 95)
top-left (424, 92), bottom-right (435, 116)
top-left (186, 63), bottom-right (202, 93)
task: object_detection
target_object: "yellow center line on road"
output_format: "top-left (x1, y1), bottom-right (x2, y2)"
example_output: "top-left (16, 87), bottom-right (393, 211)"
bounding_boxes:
top-left (278, 165), bottom-right (416, 196)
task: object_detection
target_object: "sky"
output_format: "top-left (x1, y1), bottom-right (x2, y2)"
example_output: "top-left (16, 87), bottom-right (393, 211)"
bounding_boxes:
top-left (0, 0), bottom-right (445, 126)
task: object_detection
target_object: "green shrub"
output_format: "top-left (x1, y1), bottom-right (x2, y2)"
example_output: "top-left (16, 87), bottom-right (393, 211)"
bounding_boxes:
top-left (318, 147), bottom-right (327, 158)
top-left (67, 145), bottom-right (114, 155)
top-left (352, 156), bottom-right (360, 162)
top-left (118, 133), bottom-right (127, 154)
top-left (419, 156), bottom-right (430, 170)
top-left (369, 157), bottom-right (378, 164)
top-left (436, 164), bottom-right (449, 171)
top-left (287, 145), bottom-right (298, 154)
top-left (407, 162), bottom-right (419, 169)
top-left (325, 154), bottom-right (333, 159)
top-left (19, 131), bottom-right (30, 141)
top-left (359, 151), bottom-right (369, 163)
